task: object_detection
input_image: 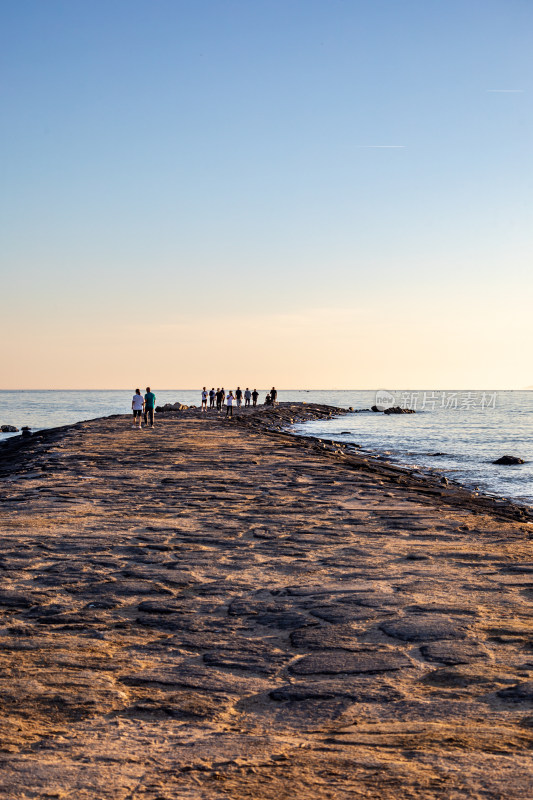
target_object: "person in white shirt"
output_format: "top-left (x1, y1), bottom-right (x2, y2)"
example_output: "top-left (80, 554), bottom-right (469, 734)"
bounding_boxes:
top-left (201, 387), bottom-right (208, 412)
top-left (226, 391), bottom-right (234, 417)
top-left (131, 389), bottom-right (144, 428)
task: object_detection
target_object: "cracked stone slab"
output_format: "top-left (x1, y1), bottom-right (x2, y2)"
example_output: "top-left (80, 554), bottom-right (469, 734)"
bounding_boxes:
top-left (137, 600), bottom-right (185, 614)
top-left (405, 604), bottom-right (479, 616)
top-left (135, 614), bottom-right (221, 632)
top-left (87, 580), bottom-right (175, 597)
top-left (203, 643), bottom-right (288, 675)
top-left (380, 616), bottom-right (468, 642)
top-left (421, 665), bottom-right (513, 689)
top-left (308, 604), bottom-right (372, 624)
top-left (420, 640), bottom-right (492, 665)
top-left (497, 682), bottom-right (533, 702)
top-left (254, 611), bottom-right (313, 629)
top-left (290, 624), bottom-right (363, 651)
top-left (121, 665), bottom-right (271, 695)
top-left (289, 650), bottom-right (412, 675)
top-left (348, 592), bottom-right (404, 609)
top-left (270, 678), bottom-right (405, 702)
top-left (0, 592), bottom-right (35, 608)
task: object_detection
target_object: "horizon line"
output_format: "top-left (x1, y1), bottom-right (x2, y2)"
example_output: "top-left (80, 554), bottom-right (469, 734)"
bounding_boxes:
top-left (0, 387), bottom-right (528, 392)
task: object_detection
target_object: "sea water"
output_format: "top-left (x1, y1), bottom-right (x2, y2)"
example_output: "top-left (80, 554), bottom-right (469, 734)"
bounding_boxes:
top-left (0, 389), bottom-right (531, 506)
top-left (291, 390), bottom-right (533, 507)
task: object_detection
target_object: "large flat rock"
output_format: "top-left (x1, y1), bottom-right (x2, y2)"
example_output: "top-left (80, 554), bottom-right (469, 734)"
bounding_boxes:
top-left (380, 616), bottom-right (469, 642)
top-left (289, 651), bottom-right (412, 675)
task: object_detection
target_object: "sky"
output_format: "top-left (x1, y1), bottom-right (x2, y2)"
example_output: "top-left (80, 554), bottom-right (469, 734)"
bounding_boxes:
top-left (1, 0), bottom-right (531, 389)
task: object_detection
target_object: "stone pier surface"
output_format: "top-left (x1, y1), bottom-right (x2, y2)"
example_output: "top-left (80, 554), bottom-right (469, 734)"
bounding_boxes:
top-left (0, 403), bottom-right (532, 799)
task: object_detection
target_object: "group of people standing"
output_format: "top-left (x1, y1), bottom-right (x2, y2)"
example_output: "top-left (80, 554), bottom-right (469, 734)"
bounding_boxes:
top-left (131, 386), bottom-right (279, 427)
top-left (131, 388), bottom-right (156, 428)
top-left (201, 387), bottom-right (277, 416)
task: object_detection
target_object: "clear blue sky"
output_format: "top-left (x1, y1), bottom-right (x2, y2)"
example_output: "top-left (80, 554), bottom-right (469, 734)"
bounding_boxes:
top-left (1, 0), bottom-right (531, 388)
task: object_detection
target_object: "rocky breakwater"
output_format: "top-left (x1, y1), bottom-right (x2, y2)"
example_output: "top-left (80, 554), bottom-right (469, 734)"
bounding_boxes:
top-left (0, 404), bottom-right (532, 799)
top-left (230, 401), bottom-right (348, 431)
top-left (371, 405), bottom-right (416, 414)
top-left (231, 405), bottom-right (533, 525)
top-left (155, 401), bottom-right (189, 413)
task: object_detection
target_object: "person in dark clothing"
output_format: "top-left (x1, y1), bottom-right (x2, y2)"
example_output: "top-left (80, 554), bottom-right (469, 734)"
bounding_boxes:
top-left (235, 387), bottom-right (243, 407)
top-left (252, 389), bottom-right (259, 407)
top-left (271, 387), bottom-right (277, 405)
top-left (209, 388), bottom-right (216, 408)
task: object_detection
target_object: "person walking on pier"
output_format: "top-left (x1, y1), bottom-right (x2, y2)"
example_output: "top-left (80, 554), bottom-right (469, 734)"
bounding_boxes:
top-left (144, 387), bottom-right (156, 427)
top-left (132, 389), bottom-right (144, 428)
top-left (226, 391), bottom-right (234, 417)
